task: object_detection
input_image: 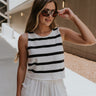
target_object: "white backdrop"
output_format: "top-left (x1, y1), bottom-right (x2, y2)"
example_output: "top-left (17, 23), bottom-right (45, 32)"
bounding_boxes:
top-left (8, 0), bottom-right (27, 10)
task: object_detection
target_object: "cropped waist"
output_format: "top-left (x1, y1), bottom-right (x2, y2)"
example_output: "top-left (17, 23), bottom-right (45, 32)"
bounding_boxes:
top-left (25, 68), bottom-right (65, 80)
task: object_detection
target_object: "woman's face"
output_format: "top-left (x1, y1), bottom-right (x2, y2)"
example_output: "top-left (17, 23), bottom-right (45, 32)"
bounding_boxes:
top-left (39, 2), bottom-right (56, 27)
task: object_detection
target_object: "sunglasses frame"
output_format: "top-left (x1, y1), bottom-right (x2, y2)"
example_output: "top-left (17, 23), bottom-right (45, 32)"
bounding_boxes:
top-left (41, 8), bottom-right (58, 17)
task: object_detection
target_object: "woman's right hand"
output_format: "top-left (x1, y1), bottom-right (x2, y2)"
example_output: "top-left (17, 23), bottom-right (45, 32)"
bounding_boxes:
top-left (58, 8), bottom-right (76, 21)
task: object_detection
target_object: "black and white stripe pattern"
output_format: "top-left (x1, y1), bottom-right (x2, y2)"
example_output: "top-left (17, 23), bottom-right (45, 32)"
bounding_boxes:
top-left (26, 27), bottom-right (65, 79)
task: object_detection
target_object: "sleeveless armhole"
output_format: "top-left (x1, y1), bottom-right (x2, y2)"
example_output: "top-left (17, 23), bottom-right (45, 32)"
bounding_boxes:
top-left (58, 27), bottom-right (65, 42)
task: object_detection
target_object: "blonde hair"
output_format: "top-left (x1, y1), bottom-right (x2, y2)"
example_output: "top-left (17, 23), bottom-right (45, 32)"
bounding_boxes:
top-left (14, 52), bottom-right (19, 63)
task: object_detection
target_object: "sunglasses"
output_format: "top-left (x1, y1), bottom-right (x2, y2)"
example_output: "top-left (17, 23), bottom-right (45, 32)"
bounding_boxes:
top-left (41, 8), bottom-right (58, 17)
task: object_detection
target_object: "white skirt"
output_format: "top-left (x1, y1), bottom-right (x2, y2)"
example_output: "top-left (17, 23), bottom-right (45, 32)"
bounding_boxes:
top-left (21, 76), bottom-right (68, 96)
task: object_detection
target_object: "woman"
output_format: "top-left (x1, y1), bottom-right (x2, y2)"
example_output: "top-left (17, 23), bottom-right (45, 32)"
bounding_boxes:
top-left (15, 0), bottom-right (96, 96)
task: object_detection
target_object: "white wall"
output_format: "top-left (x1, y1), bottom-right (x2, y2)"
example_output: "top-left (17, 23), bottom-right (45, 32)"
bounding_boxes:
top-left (1, 23), bottom-right (20, 49)
top-left (2, 23), bottom-right (20, 40)
top-left (8, 0), bottom-right (27, 10)
top-left (10, 8), bottom-right (31, 34)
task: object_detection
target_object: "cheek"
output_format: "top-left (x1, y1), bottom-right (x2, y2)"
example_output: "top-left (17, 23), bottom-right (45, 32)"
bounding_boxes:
top-left (39, 14), bottom-right (45, 23)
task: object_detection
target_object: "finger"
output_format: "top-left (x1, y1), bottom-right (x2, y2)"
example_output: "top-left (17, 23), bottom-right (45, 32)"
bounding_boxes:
top-left (59, 9), bottom-right (66, 14)
top-left (57, 10), bottom-right (61, 13)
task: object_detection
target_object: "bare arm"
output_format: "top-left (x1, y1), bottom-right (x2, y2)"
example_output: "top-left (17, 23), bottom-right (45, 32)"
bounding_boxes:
top-left (59, 27), bottom-right (96, 46)
top-left (16, 33), bottom-right (28, 96)
top-left (58, 8), bottom-right (96, 46)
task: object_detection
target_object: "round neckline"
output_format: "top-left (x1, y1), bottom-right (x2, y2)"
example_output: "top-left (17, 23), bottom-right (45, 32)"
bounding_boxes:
top-left (33, 29), bottom-right (53, 38)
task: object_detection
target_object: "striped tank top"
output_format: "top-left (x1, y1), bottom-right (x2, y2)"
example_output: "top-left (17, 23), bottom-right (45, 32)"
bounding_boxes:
top-left (25, 27), bottom-right (65, 80)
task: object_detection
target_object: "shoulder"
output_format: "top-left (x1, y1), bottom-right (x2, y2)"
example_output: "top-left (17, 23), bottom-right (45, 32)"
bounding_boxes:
top-left (58, 27), bottom-right (67, 33)
top-left (58, 27), bottom-right (72, 35)
top-left (58, 27), bottom-right (72, 41)
top-left (20, 32), bottom-right (28, 37)
top-left (57, 27), bottom-right (66, 37)
top-left (18, 33), bottom-right (28, 42)
top-left (18, 33), bottom-right (28, 49)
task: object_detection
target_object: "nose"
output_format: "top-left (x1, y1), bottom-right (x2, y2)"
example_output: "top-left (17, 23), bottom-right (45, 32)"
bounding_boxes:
top-left (49, 13), bottom-right (53, 18)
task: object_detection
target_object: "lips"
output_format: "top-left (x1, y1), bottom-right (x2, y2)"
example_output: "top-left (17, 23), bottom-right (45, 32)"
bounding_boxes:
top-left (45, 19), bottom-right (51, 22)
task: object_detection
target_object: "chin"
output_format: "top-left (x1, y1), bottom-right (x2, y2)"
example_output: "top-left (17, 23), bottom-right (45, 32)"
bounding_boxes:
top-left (45, 22), bottom-right (52, 26)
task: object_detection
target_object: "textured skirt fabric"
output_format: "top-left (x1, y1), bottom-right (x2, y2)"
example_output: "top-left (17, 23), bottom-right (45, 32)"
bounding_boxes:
top-left (21, 76), bottom-right (68, 96)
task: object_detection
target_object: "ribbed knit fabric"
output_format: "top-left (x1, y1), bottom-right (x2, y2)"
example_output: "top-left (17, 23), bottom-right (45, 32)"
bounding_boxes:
top-left (25, 27), bottom-right (65, 80)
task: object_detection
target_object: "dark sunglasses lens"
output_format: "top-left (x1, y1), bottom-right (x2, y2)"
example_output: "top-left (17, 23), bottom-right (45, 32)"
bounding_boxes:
top-left (41, 10), bottom-right (49, 16)
top-left (53, 11), bottom-right (58, 17)
top-left (41, 10), bottom-right (58, 17)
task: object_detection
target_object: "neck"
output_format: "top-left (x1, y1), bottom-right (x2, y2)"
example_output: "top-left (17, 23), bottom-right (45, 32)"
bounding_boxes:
top-left (35, 24), bottom-right (51, 34)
